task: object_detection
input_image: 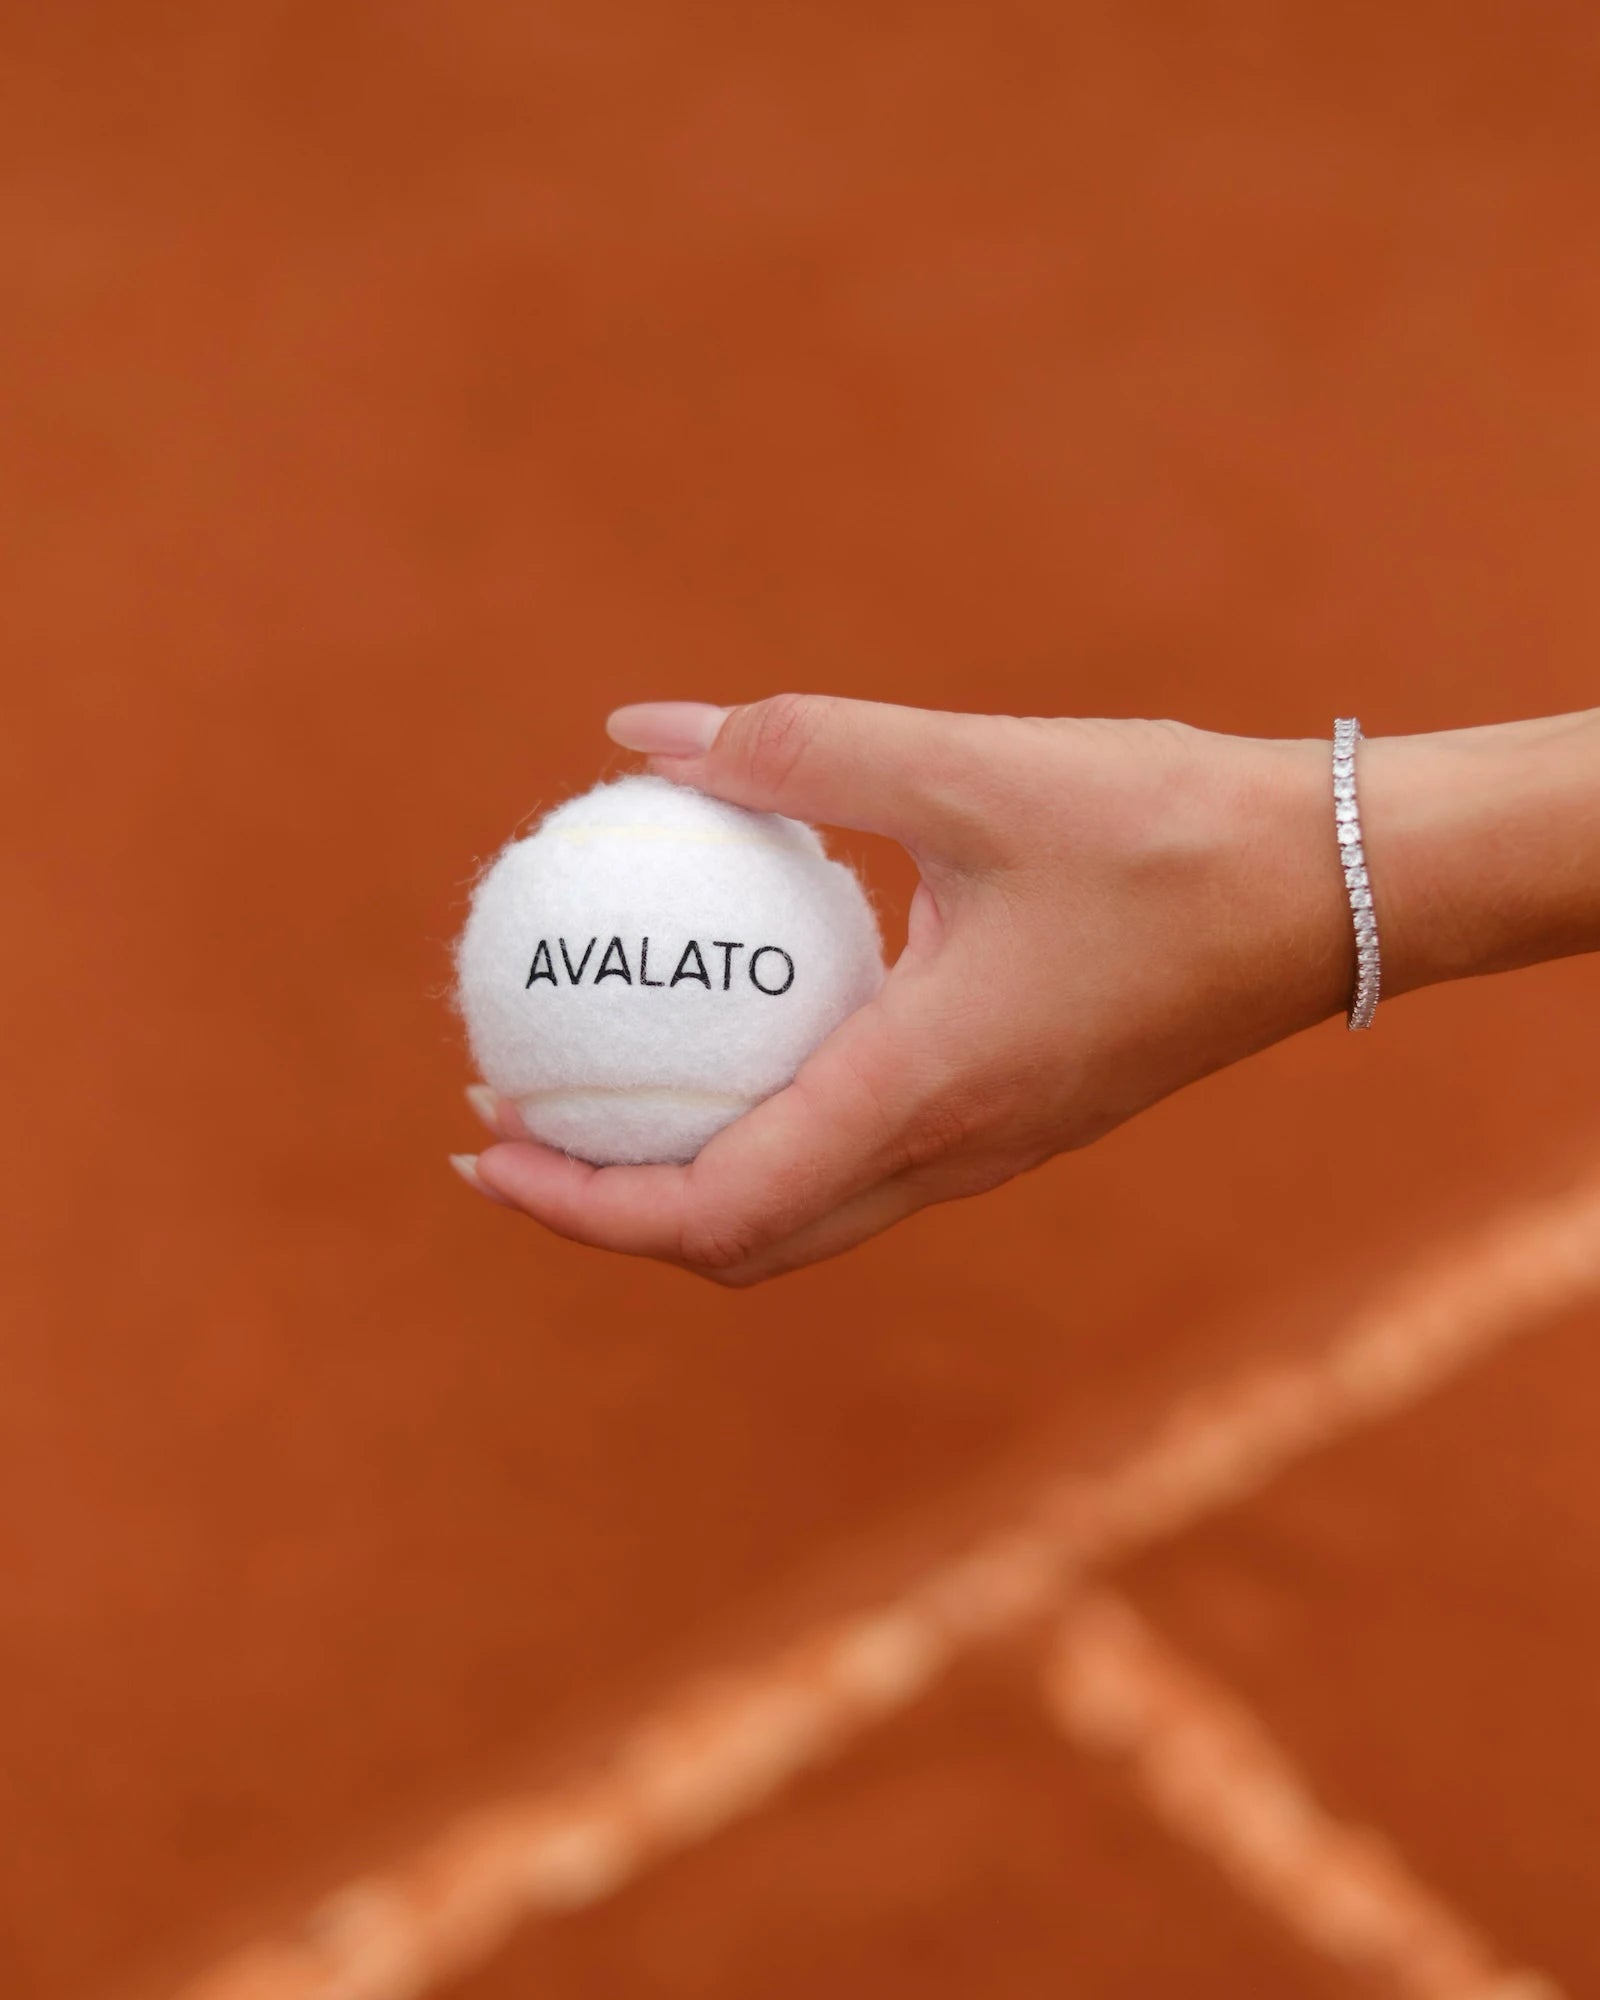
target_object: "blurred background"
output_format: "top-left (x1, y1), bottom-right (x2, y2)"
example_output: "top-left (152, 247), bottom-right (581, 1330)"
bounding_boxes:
top-left (5, 4), bottom-right (1600, 1997)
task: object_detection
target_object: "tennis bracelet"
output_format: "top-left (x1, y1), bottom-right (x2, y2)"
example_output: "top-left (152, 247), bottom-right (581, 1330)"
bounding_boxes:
top-left (1333, 718), bottom-right (1380, 1030)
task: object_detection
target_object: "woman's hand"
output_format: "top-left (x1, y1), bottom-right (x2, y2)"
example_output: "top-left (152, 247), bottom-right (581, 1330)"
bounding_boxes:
top-left (455, 694), bottom-right (1358, 1283)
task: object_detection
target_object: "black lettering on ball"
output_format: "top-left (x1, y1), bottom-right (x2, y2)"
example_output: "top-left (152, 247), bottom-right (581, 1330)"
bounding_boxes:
top-left (558, 936), bottom-right (597, 983)
top-left (595, 935), bottom-right (633, 984)
top-left (748, 945), bottom-right (795, 996)
top-left (670, 939), bottom-right (712, 988)
top-left (522, 931), bottom-right (794, 997)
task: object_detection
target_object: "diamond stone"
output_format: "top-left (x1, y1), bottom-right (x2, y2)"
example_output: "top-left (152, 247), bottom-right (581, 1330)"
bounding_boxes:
top-left (1356, 910), bottom-right (1377, 934)
top-left (1338, 823), bottom-right (1362, 847)
top-left (1352, 886), bottom-right (1373, 908)
top-left (1345, 865), bottom-right (1369, 889)
top-left (1334, 778), bottom-right (1357, 801)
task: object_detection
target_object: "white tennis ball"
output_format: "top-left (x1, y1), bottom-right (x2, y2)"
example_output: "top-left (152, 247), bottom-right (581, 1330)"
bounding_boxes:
top-left (455, 775), bottom-right (885, 1165)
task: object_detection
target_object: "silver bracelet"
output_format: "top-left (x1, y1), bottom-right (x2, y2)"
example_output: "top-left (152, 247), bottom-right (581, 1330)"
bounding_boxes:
top-left (1333, 718), bottom-right (1380, 1030)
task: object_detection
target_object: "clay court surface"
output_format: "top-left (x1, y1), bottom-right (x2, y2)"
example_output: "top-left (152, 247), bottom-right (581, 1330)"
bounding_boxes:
top-left (6, 5), bottom-right (1600, 1996)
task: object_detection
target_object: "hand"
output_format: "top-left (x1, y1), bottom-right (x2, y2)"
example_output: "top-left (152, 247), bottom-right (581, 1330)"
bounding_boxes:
top-left (455, 694), bottom-right (1357, 1284)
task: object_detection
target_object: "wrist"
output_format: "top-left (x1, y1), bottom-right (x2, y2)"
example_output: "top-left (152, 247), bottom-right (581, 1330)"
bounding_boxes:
top-left (1358, 712), bottom-right (1600, 998)
top-left (1246, 735), bottom-right (1359, 1030)
top-left (1185, 731), bottom-right (1356, 1048)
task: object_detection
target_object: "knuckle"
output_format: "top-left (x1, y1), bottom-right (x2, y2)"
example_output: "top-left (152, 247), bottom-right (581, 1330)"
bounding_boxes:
top-left (727, 692), bottom-right (830, 797)
top-left (888, 1033), bottom-right (1005, 1172)
top-left (677, 1212), bottom-right (764, 1275)
top-left (897, 1086), bottom-right (983, 1171)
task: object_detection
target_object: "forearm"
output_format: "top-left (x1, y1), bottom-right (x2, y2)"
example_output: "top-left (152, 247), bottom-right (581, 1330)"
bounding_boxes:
top-left (1361, 710), bottom-right (1600, 999)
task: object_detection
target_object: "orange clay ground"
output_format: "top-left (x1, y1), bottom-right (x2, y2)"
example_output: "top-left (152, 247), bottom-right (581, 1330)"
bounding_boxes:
top-left (5, 6), bottom-right (1600, 1998)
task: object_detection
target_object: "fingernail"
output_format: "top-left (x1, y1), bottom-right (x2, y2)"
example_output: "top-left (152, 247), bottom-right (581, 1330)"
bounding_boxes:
top-left (606, 702), bottom-right (727, 756)
top-left (449, 1153), bottom-right (514, 1206)
top-left (465, 1083), bottom-right (526, 1139)
top-left (464, 1084), bottom-right (500, 1134)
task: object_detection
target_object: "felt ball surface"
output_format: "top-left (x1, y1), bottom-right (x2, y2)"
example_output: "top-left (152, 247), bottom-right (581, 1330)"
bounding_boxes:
top-left (455, 776), bottom-right (886, 1165)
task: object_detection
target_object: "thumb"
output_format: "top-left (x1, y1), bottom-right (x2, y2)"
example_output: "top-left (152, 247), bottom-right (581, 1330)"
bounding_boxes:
top-left (606, 693), bottom-right (982, 848)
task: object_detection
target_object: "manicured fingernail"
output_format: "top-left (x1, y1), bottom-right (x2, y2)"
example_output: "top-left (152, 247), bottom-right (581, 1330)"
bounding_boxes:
top-left (449, 1153), bottom-right (514, 1206)
top-left (464, 1084), bottom-right (500, 1134)
top-left (464, 1083), bottom-right (526, 1138)
top-left (606, 702), bottom-right (727, 756)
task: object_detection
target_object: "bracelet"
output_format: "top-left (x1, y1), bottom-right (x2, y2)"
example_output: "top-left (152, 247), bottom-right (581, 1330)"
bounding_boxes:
top-left (1333, 718), bottom-right (1380, 1030)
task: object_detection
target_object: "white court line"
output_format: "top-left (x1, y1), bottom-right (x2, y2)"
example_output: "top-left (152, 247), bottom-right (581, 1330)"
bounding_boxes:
top-left (1046, 1592), bottom-right (1562, 2000)
top-left (178, 1164), bottom-right (1600, 2000)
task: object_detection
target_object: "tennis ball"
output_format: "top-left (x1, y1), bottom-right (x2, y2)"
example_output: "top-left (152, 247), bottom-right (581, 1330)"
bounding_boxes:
top-left (455, 775), bottom-right (885, 1165)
